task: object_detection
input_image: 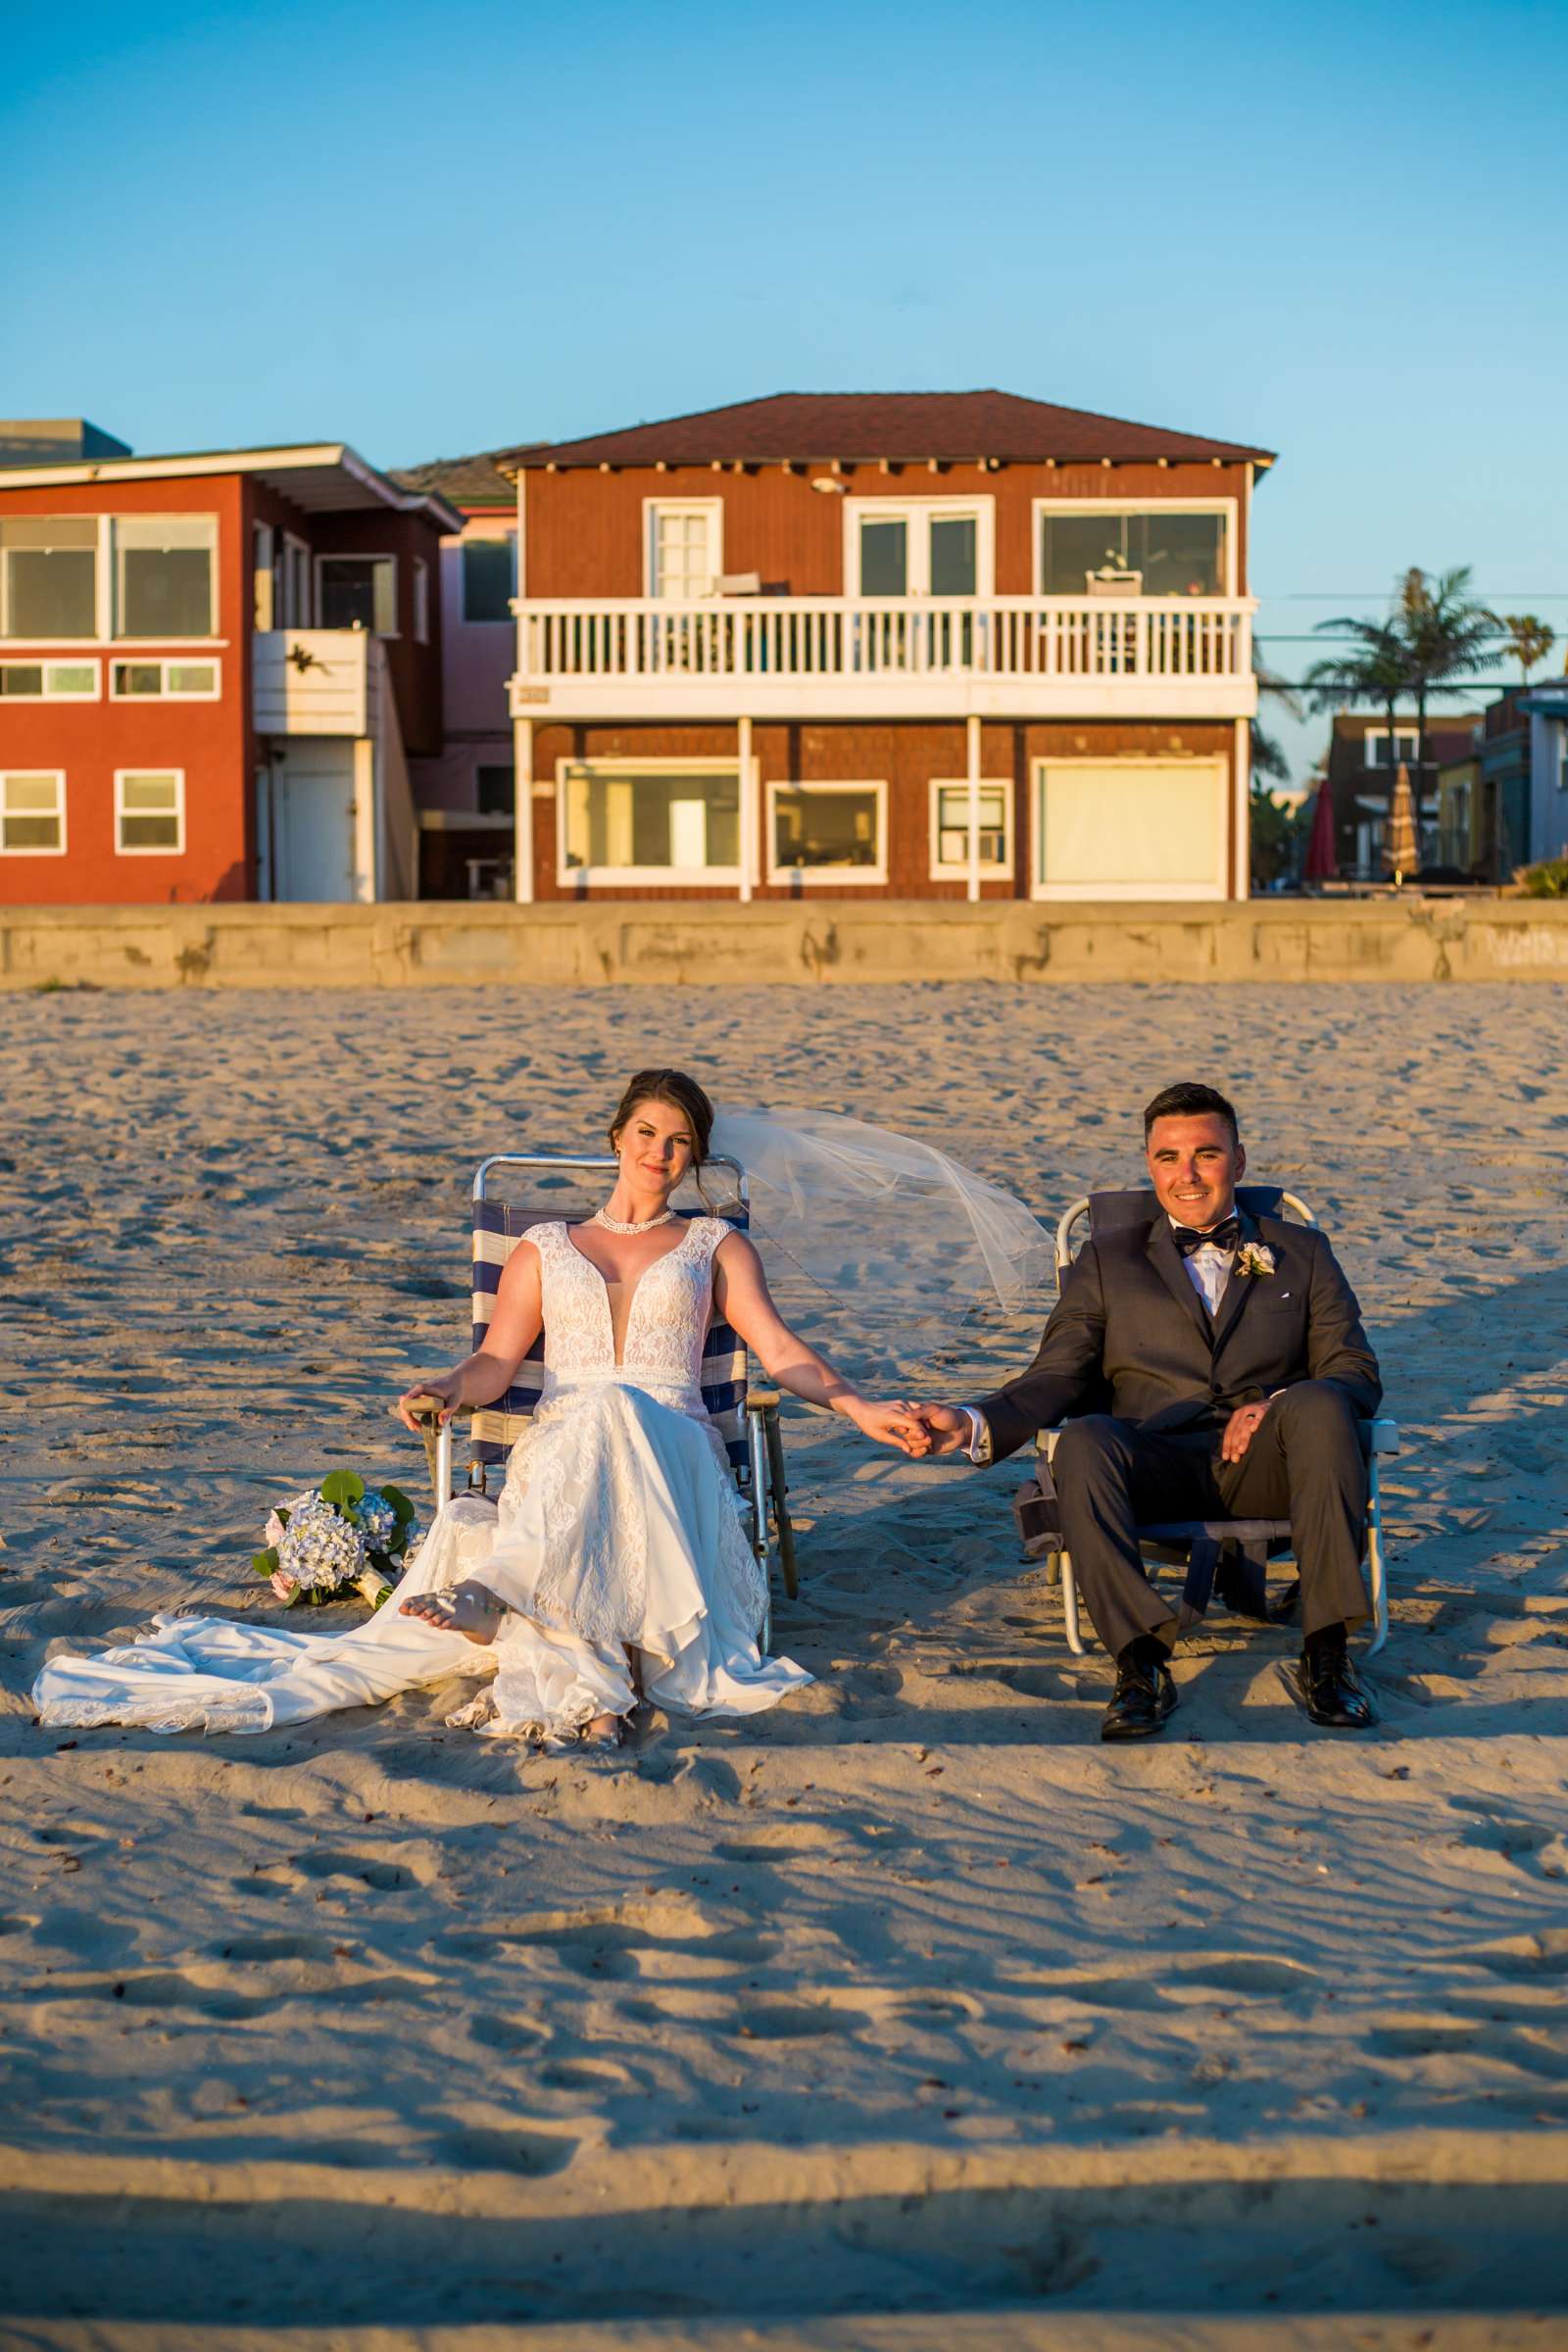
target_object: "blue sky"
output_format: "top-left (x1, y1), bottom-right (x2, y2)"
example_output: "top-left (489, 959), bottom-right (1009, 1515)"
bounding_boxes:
top-left (5, 0), bottom-right (1564, 781)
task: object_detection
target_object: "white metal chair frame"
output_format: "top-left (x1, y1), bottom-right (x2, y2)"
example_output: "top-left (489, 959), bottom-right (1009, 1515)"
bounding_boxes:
top-left (1040, 1193), bottom-right (1396, 1658)
top-left (415, 1152), bottom-right (797, 1651)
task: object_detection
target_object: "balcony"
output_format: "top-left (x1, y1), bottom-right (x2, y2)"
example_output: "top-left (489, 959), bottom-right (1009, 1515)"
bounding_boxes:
top-left (253, 628), bottom-right (370, 736)
top-left (510, 595), bottom-right (1257, 722)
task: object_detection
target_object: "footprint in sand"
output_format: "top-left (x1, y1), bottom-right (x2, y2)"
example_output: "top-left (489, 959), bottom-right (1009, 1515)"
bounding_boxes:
top-left (730, 2002), bottom-right (855, 2040)
top-left (294, 1850), bottom-right (429, 1892)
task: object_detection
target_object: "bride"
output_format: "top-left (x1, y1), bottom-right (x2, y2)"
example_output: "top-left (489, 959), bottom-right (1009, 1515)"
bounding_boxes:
top-left (32, 1069), bottom-right (934, 1748)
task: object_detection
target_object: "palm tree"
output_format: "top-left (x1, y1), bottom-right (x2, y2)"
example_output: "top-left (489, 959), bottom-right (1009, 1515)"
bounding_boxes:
top-left (1396, 566), bottom-right (1496, 797)
top-left (1497, 612), bottom-right (1556, 684)
top-left (1304, 617), bottom-right (1409, 871)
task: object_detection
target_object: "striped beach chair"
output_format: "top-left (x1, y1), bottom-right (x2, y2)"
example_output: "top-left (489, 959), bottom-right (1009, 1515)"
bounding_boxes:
top-left (1031, 1185), bottom-right (1397, 1658)
top-left (416, 1152), bottom-right (798, 1645)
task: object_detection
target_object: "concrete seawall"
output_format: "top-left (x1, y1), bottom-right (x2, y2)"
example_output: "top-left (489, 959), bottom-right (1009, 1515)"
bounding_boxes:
top-left (4, 898), bottom-right (1568, 988)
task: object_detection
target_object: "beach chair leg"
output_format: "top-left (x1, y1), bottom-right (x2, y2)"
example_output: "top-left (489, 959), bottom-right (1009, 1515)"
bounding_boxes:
top-left (1365, 1454), bottom-right (1389, 1657)
top-left (1060, 1551), bottom-right (1088, 1657)
top-left (745, 1400), bottom-right (774, 1654)
top-left (761, 1401), bottom-right (798, 1601)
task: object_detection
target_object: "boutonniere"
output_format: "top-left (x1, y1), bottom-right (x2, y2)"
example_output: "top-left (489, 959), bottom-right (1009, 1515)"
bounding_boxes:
top-left (1235, 1241), bottom-right (1276, 1278)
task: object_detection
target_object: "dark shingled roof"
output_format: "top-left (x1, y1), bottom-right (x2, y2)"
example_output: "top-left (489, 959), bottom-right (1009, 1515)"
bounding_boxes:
top-left (496, 391), bottom-right (1273, 470)
top-left (388, 450), bottom-right (521, 508)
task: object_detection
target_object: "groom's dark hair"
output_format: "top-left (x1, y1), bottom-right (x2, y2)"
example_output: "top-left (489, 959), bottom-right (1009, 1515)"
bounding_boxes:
top-left (1144, 1081), bottom-right (1239, 1142)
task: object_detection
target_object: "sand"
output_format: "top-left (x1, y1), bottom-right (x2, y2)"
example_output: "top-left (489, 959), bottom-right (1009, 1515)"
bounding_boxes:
top-left (2, 981), bottom-right (1567, 2345)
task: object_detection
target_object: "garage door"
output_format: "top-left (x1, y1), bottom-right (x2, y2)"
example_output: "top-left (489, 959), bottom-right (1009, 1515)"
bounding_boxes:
top-left (1034, 759), bottom-right (1228, 899)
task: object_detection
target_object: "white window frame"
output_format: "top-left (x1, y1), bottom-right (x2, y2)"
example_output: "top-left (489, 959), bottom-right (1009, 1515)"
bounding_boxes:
top-left (115, 767), bottom-right (186, 857)
top-left (766, 778), bottom-right (888, 886)
top-left (0, 516), bottom-right (103, 641)
top-left (1032, 499), bottom-right (1239, 598)
top-left (555, 755), bottom-right (748, 888)
top-left (928, 775), bottom-right (1014, 880)
top-left (0, 769), bottom-right (67, 856)
top-left (1, 514), bottom-right (225, 645)
top-left (1030, 755), bottom-right (1229, 902)
top-left (460, 530), bottom-right (517, 624)
top-left (843, 498), bottom-right (995, 597)
top-left (642, 500), bottom-right (724, 600)
top-left (109, 657), bottom-right (220, 701)
top-left (315, 552), bottom-right (398, 637)
top-left (1363, 726), bottom-right (1420, 771)
top-left (279, 532), bottom-right (312, 628)
top-left (0, 658), bottom-right (100, 700)
top-left (112, 514), bottom-right (219, 639)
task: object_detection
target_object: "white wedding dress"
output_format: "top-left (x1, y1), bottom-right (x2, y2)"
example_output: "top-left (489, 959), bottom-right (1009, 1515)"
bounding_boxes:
top-left (33, 1216), bottom-right (811, 1741)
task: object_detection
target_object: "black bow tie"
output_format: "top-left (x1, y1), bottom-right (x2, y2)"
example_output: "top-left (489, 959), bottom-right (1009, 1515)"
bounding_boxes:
top-left (1173, 1216), bottom-right (1240, 1257)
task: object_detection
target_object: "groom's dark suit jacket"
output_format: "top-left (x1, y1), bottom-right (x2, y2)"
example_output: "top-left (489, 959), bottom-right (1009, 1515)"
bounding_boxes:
top-left (979, 1206), bottom-right (1382, 1464)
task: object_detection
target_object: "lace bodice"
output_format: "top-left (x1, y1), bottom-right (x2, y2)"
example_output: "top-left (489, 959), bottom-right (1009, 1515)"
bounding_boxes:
top-left (528, 1217), bottom-right (729, 1391)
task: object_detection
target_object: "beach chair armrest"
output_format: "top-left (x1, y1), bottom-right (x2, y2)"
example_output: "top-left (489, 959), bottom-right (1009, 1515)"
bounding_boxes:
top-left (745, 1387), bottom-right (782, 1413)
top-left (1367, 1416), bottom-right (1399, 1455)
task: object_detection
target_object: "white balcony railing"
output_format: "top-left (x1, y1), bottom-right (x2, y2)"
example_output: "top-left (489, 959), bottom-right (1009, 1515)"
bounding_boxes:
top-left (511, 595), bottom-right (1256, 721)
top-left (253, 628), bottom-right (370, 736)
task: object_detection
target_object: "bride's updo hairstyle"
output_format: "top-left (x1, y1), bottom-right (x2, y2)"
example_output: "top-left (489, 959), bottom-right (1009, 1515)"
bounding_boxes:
top-left (608, 1068), bottom-right (715, 1171)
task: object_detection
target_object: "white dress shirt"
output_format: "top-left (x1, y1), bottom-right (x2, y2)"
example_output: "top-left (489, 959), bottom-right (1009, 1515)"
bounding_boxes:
top-left (958, 1213), bottom-right (1240, 1463)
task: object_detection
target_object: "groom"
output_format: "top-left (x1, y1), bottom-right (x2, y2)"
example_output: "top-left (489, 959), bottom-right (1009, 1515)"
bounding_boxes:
top-left (914, 1082), bottom-right (1382, 1741)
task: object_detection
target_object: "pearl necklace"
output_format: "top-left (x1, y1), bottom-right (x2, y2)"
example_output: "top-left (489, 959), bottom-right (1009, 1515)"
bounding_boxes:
top-left (592, 1205), bottom-right (677, 1235)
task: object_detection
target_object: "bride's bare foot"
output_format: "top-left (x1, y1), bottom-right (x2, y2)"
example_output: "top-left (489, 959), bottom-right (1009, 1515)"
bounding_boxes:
top-left (400, 1580), bottom-right (508, 1645)
top-left (584, 1713), bottom-right (621, 1745)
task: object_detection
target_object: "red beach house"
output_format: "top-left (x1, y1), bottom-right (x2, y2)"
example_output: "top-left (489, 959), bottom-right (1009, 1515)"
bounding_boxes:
top-left (500, 390), bottom-right (1273, 904)
top-left (0, 437), bottom-right (459, 904)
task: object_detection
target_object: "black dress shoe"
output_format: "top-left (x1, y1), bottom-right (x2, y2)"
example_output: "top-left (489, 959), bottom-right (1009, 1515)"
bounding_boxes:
top-left (1101, 1653), bottom-right (1178, 1741)
top-left (1296, 1641), bottom-right (1376, 1729)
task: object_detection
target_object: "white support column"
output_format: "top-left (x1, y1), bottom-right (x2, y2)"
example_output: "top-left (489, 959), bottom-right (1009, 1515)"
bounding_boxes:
top-left (1234, 714), bottom-right (1251, 901)
top-left (738, 714), bottom-right (755, 903)
top-left (513, 716), bottom-right (534, 903)
top-left (965, 713), bottom-right (982, 904)
top-left (353, 737), bottom-right (378, 903)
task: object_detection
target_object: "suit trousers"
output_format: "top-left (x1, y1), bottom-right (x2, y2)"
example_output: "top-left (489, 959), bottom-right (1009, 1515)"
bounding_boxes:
top-left (1053, 1379), bottom-right (1370, 1659)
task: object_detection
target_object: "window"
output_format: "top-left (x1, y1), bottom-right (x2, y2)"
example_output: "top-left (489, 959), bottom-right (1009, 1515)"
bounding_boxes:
top-left (768, 781), bottom-right (886, 881)
top-left (110, 658), bottom-right (219, 699)
top-left (645, 503), bottom-right (721, 600)
top-left (0, 770), bottom-right (66, 853)
top-left (114, 515), bottom-right (216, 637)
top-left (278, 534), bottom-right (312, 627)
top-left (1037, 504), bottom-right (1231, 597)
top-left (318, 555), bottom-right (397, 635)
top-left (560, 760), bottom-right (741, 880)
top-left (1033, 759), bottom-right (1227, 900)
top-left (461, 535), bottom-right (516, 622)
top-left (930, 777), bottom-right (1013, 877)
top-left (845, 501), bottom-right (993, 597)
top-left (116, 769), bottom-right (184, 854)
top-left (1364, 727), bottom-right (1420, 770)
top-left (476, 762), bottom-right (515, 816)
top-left (0, 517), bottom-right (98, 637)
top-left (413, 558), bottom-right (429, 644)
top-left (0, 659), bottom-right (98, 699)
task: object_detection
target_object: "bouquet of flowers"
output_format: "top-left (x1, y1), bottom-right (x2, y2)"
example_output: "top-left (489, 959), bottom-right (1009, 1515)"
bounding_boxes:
top-left (253, 1472), bottom-right (420, 1606)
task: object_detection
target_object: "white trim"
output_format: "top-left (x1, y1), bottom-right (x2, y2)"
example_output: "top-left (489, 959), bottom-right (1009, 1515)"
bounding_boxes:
top-left (513, 715), bottom-right (534, 903)
top-left (928, 774), bottom-right (1013, 879)
top-left (0, 638), bottom-right (231, 651)
top-left (842, 497), bottom-right (995, 597)
top-left (0, 768), bottom-right (68, 855)
top-left (1233, 713), bottom-right (1250, 902)
top-left (1030, 755), bottom-right (1229, 902)
top-left (114, 766), bottom-right (185, 856)
top-left (556, 754), bottom-right (747, 889)
top-left (737, 715), bottom-right (755, 902)
top-left (109, 656), bottom-right (220, 702)
top-left (1031, 497), bottom-right (1239, 598)
top-left (0, 443), bottom-right (461, 529)
top-left (765, 777), bottom-right (888, 886)
top-left (642, 498), bottom-right (724, 599)
top-left (0, 658), bottom-right (100, 701)
top-left (315, 551), bottom-right (398, 638)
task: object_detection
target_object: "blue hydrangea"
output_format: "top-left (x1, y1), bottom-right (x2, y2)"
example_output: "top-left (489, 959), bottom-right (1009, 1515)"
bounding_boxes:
top-left (356, 1492), bottom-right (398, 1548)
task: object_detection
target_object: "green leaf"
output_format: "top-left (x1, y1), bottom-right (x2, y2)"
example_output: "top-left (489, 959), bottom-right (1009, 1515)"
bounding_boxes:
top-left (275, 1505), bottom-right (291, 1528)
top-left (318, 1471), bottom-right (366, 1512)
top-left (252, 1547), bottom-right (279, 1580)
top-left (381, 1484), bottom-right (416, 1525)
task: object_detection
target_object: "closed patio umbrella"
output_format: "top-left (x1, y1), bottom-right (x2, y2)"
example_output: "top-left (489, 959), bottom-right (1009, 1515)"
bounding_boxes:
top-left (1384, 761), bottom-right (1420, 885)
top-left (1302, 780), bottom-right (1338, 883)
